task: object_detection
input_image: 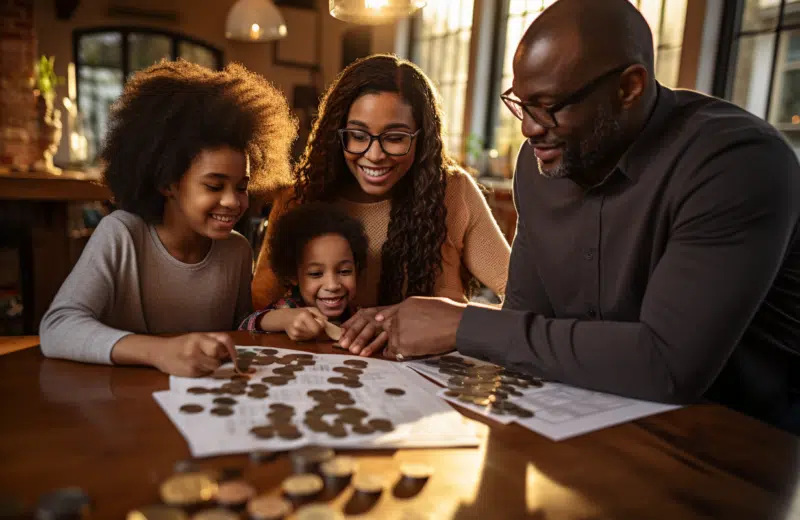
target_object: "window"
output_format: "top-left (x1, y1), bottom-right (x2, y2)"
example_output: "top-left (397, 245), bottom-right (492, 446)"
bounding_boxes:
top-left (74, 28), bottom-right (223, 162)
top-left (409, 0), bottom-right (475, 158)
top-left (492, 0), bottom-right (689, 160)
top-left (724, 0), bottom-right (800, 153)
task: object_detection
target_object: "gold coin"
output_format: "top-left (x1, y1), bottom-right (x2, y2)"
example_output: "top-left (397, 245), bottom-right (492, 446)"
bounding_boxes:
top-left (216, 479), bottom-right (256, 506)
top-left (400, 463), bottom-right (434, 480)
top-left (281, 474), bottom-right (323, 497)
top-left (159, 473), bottom-right (218, 506)
top-left (320, 456), bottom-right (357, 478)
top-left (190, 509), bottom-right (239, 520)
top-left (126, 505), bottom-right (188, 520)
top-left (294, 504), bottom-right (344, 520)
top-left (246, 495), bottom-right (292, 520)
top-left (352, 473), bottom-right (384, 494)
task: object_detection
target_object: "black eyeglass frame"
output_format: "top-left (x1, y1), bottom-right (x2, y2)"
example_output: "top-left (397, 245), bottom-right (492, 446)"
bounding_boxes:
top-left (337, 128), bottom-right (421, 156)
top-left (500, 64), bottom-right (634, 128)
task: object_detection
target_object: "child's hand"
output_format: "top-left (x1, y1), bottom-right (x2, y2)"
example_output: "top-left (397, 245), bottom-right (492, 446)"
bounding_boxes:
top-left (285, 308), bottom-right (327, 341)
top-left (155, 332), bottom-right (236, 377)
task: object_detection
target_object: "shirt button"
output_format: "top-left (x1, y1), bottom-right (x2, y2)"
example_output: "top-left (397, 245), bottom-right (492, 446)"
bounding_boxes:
top-left (587, 308), bottom-right (597, 318)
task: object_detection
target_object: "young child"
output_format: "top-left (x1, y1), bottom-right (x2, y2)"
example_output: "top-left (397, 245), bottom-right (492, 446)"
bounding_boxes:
top-left (239, 202), bottom-right (368, 341)
top-left (40, 59), bottom-right (297, 377)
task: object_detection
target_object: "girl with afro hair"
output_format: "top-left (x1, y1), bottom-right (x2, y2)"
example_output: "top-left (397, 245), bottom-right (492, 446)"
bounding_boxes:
top-left (41, 59), bottom-right (297, 377)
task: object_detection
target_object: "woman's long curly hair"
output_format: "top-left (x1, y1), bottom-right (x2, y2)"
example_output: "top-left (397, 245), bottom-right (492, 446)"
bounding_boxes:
top-left (293, 54), bottom-right (460, 305)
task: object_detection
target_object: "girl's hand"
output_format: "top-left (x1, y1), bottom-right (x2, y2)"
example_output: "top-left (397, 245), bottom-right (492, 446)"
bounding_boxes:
top-left (285, 307), bottom-right (327, 341)
top-left (154, 332), bottom-right (236, 377)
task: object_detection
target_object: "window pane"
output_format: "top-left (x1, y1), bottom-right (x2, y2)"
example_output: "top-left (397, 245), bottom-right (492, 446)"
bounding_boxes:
top-left (410, 0), bottom-right (474, 158)
top-left (179, 42), bottom-right (218, 70)
top-left (78, 67), bottom-right (123, 161)
top-left (731, 33), bottom-right (776, 118)
top-left (655, 46), bottom-right (681, 87)
top-left (78, 32), bottom-right (122, 68)
top-left (128, 33), bottom-right (171, 73)
top-left (660, 0), bottom-right (688, 47)
top-left (770, 30), bottom-right (800, 126)
top-left (741, 0), bottom-right (781, 33)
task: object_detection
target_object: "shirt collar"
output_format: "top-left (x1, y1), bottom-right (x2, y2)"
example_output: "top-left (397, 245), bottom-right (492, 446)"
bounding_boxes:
top-left (615, 83), bottom-right (677, 181)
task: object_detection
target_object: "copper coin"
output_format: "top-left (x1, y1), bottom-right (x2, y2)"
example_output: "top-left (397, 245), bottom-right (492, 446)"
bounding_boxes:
top-left (126, 504), bottom-right (188, 520)
top-left (250, 426), bottom-right (275, 439)
top-left (262, 376), bottom-right (290, 386)
top-left (443, 390), bottom-right (460, 398)
top-left (276, 425), bottom-right (302, 440)
top-left (384, 388), bottom-right (405, 396)
top-left (247, 392), bottom-right (268, 399)
top-left (213, 397), bottom-right (237, 406)
top-left (341, 380), bottom-right (363, 389)
top-left (281, 474), bottom-right (323, 498)
top-left (351, 424), bottom-right (375, 435)
top-left (210, 407), bottom-right (234, 417)
top-left (367, 418), bottom-right (393, 432)
top-left (180, 404), bottom-right (204, 414)
top-left (187, 387), bottom-right (208, 395)
top-left (343, 359), bottom-right (368, 368)
top-left (259, 348), bottom-right (279, 355)
top-left (270, 403), bottom-right (294, 412)
top-left (191, 508), bottom-right (238, 520)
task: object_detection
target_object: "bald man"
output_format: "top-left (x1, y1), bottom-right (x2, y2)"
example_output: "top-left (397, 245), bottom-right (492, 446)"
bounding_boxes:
top-left (375, 0), bottom-right (800, 432)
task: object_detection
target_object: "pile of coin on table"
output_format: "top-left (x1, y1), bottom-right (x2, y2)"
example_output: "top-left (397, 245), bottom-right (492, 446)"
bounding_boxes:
top-left (124, 444), bottom-right (433, 519)
top-left (425, 355), bottom-right (542, 419)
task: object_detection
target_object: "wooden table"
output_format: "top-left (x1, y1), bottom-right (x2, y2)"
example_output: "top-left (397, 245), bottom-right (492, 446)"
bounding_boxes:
top-left (0, 331), bottom-right (798, 519)
top-left (0, 168), bottom-right (111, 334)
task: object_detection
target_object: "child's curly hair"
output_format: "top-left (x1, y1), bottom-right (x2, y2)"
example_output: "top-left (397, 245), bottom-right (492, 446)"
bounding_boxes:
top-left (269, 203), bottom-right (368, 287)
top-left (101, 59), bottom-right (297, 223)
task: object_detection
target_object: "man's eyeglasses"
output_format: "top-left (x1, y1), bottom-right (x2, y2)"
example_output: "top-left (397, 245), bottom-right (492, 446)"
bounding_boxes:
top-left (500, 64), bottom-right (632, 129)
top-left (338, 128), bottom-right (420, 156)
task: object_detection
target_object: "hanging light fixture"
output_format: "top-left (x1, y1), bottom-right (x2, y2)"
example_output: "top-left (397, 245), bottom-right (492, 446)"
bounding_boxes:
top-left (329, 0), bottom-right (427, 25)
top-left (226, 0), bottom-right (288, 42)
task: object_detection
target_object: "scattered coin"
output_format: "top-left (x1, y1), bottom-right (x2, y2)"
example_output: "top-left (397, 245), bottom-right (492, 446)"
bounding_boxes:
top-left (400, 463), bottom-right (433, 481)
top-left (351, 424), bottom-right (375, 435)
top-left (212, 397), bottom-right (237, 406)
top-left (295, 503), bottom-right (344, 520)
top-left (384, 388), bottom-right (406, 396)
top-left (126, 504), bottom-right (188, 520)
top-left (216, 480), bottom-right (256, 508)
top-left (281, 474), bottom-right (323, 500)
top-left (352, 474), bottom-right (384, 495)
top-left (179, 404), bottom-right (204, 414)
top-left (36, 487), bottom-right (92, 520)
top-left (190, 508), bottom-right (239, 520)
top-left (159, 473), bottom-right (217, 507)
top-left (246, 495), bottom-right (292, 520)
top-left (367, 418), bottom-right (394, 432)
top-left (259, 348), bottom-right (279, 355)
top-left (250, 426), bottom-right (275, 440)
top-left (343, 359), bottom-right (368, 368)
top-left (187, 387), bottom-right (208, 395)
top-left (210, 407), bottom-right (234, 417)
top-left (261, 376), bottom-right (290, 386)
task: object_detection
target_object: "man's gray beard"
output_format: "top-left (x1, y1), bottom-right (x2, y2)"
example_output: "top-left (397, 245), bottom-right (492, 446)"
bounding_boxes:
top-left (538, 106), bottom-right (622, 179)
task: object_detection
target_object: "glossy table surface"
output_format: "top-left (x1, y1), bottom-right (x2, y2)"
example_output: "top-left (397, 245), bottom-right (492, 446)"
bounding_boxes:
top-left (0, 331), bottom-right (798, 519)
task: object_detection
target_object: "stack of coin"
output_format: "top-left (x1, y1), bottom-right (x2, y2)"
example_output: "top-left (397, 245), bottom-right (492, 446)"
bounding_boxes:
top-left (352, 474), bottom-right (384, 497)
top-left (320, 456), bottom-right (357, 490)
top-left (190, 508), bottom-right (239, 520)
top-left (399, 463), bottom-right (433, 483)
top-left (289, 445), bottom-right (335, 475)
top-left (35, 487), bottom-right (92, 520)
top-left (246, 495), bottom-right (292, 520)
top-left (294, 503), bottom-right (344, 520)
top-left (216, 480), bottom-right (256, 510)
top-left (126, 504), bottom-right (188, 520)
top-left (160, 472), bottom-right (218, 509)
top-left (281, 474), bottom-right (323, 505)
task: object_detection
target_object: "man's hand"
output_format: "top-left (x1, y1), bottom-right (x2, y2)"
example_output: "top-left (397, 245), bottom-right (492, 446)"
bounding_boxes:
top-left (284, 307), bottom-right (327, 342)
top-left (339, 306), bottom-right (398, 357)
top-left (152, 332), bottom-right (237, 377)
top-left (381, 297), bottom-right (467, 360)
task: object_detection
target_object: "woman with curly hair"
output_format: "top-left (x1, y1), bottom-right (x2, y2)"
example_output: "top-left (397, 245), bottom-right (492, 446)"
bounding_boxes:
top-left (40, 59), bottom-right (297, 376)
top-left (252, 54), bottom-right (510, 356)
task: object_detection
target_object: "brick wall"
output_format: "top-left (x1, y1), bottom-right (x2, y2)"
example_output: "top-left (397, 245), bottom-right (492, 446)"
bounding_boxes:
top-left (0, 0), bottom-right (36, 168)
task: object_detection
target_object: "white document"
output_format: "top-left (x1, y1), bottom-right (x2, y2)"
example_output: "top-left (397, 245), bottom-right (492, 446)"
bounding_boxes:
top-left (407, 354), bottom-right (680, 441)
top-left (154, 346), bottom-right (484, 457)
